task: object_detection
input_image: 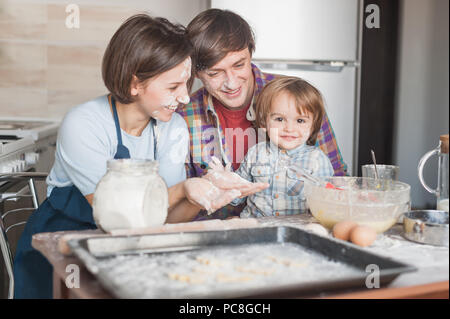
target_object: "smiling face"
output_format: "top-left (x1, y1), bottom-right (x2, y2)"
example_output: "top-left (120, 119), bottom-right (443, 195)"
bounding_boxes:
top-left (131, 57), bottom-right (191, 122)
top-left (196, 49), bottom-right (254, 110)
top-left (266, 91), bottom-right (313, 150)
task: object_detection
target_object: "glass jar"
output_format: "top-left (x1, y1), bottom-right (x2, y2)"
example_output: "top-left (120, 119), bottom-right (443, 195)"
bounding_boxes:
top-left (93, 159), bottom-right (168, 232)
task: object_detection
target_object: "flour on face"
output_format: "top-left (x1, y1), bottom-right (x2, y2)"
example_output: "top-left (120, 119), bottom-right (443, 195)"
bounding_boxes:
top-left (180, 57), bottom-right (192, 82)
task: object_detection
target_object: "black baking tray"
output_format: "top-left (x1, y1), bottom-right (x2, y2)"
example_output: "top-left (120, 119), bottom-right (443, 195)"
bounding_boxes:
top-left (68, 226), bottom-right (416, 298)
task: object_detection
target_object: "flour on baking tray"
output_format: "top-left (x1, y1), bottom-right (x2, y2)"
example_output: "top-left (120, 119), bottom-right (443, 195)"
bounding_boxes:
top-left (94, 242), bottom-right (363, 298)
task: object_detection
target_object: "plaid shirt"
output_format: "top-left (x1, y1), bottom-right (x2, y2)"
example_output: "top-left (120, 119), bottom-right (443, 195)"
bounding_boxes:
top-left (177, 63), bottom-right (347, 220)
top-left (232, 141), bottom-right (334, 218)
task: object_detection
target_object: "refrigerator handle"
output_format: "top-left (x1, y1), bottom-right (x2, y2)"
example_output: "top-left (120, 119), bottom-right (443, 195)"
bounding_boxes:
top-left (253, 60), bottom-right (357, 73)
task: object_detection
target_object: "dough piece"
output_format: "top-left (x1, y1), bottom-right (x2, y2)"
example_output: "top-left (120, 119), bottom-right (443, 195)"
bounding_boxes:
top-left (192, 266), bottom-right (215, 274)
top-left (196, 256), bottom-right (224, 267)
top-left (216, 273), bottom-right (254, 283)
top-left (235, 266), bottom-right (275, 276)
top-left (267, 256), bottom-right (308, 268)
top-left (168, 272), bottom-right (205, 284)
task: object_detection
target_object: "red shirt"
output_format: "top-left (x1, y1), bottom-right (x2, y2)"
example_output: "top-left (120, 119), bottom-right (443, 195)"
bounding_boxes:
top-left (213, 97), bottom-right (257, 170)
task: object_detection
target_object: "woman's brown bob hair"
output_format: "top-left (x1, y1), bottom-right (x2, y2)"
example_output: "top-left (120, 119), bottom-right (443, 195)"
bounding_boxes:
top-left (102, 14), bottom-right (193, 104)
top-left (255, 76), bottom-right (325, 146)
top-left (187, 9), bottom-right (255, 73)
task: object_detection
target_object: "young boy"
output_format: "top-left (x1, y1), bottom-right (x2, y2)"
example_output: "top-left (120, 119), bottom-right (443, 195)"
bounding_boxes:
top-left (232, 76), bottom-right (334, 218)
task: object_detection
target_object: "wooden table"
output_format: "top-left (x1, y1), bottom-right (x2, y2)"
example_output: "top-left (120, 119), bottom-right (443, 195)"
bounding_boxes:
top-left (32, 215), bottom-right (449, 299)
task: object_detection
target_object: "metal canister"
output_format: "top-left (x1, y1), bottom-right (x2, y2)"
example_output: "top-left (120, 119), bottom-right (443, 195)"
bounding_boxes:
top-left (403, 210), bottom-right (449, 247)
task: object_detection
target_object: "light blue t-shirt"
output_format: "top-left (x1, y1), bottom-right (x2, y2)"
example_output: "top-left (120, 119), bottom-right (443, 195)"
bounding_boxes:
top-left (46, 95), bottom-right (189, 196)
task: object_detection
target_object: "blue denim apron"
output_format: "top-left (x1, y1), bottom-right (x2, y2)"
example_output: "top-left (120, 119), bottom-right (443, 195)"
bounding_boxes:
top-left (13, 96), bottom-right (131, 298)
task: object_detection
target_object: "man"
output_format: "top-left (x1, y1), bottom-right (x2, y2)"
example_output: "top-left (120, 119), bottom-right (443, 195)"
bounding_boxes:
top-left (177, 9), bottom-right (348, 220)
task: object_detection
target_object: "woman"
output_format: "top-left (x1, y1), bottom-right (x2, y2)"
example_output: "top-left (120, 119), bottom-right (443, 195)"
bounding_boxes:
top-left (14, 13), bottom-right (267, 299)
top-left (13, 14), bottom-right (202, 299)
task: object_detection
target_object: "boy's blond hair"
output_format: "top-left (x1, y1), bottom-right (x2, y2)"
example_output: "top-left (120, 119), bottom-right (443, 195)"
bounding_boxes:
top-left (255, 76), bottom-right (325, 146)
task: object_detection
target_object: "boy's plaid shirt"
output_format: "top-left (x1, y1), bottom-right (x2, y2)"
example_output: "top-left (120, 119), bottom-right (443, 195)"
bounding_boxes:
top-left (232, 141), bottom-right (335, 218)
top-left (177, 63), bottom-right (348, 220)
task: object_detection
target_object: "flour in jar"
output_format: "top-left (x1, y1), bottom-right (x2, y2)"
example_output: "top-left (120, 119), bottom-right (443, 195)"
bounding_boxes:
top-left (93, 159), bottom-right (168, 232)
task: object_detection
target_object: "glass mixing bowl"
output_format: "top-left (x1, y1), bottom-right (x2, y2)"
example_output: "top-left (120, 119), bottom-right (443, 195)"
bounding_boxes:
top-left (304, 177), bottom-right (411, 233)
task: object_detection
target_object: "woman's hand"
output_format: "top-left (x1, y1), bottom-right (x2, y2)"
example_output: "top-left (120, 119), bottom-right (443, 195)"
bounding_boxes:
top-left (183, 157), bottom-right (270, 213)
top-left (203, 157), bottom-right (249, 190)
top-left (204, 157), bottom-right (269, 198)
top-left (184, 178), bottom-right (241, 213)
top-left (234, 182), bottom-right (270, 198)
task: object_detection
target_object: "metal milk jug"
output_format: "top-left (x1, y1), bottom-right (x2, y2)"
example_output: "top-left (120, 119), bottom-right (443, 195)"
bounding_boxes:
top-left (418, 134), bottom-right (449, 212)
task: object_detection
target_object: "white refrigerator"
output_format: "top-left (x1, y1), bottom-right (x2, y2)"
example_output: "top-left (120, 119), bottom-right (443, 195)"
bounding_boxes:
top-left (211, 0), bottom-right (363, 175)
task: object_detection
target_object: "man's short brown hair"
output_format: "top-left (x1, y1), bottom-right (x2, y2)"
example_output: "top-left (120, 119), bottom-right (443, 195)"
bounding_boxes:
top-left (255, 76), bottom-right (325, 146)
top-left (102, 14), bottom-right (192, 104)
top-left (187, 9), bottom-right (255, 73)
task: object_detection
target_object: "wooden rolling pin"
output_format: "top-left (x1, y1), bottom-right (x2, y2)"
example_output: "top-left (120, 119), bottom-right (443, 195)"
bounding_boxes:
top-left (57, 232), bottom-right (107, 256)
top-left (58, 218), bottom-right (259, 255)
top-left (110, 217), bottom-right (259, 236)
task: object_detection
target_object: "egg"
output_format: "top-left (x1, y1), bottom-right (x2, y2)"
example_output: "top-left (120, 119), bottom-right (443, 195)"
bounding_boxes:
top-left (350, 225), bottom-right (377, 247)
top-left (332, 220), bottom-right (358, 241)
